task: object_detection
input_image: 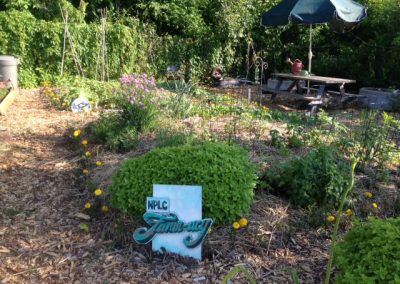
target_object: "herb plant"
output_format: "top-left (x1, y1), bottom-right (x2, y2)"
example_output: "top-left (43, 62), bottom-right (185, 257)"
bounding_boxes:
top-left (266, 146), bottom-right (349, 208)
top-left (334, 218), bottom-right (400, 284)
top-left (109, 142), bottom-right (257, 224)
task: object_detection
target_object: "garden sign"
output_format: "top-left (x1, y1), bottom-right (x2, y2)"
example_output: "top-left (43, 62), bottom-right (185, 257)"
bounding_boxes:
top-left (133, 184), bottom-right (213, 260)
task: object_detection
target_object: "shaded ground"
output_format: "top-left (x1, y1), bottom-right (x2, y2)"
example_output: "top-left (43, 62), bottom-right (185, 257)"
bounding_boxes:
top-left (3, 90), bottom-right (392, 283)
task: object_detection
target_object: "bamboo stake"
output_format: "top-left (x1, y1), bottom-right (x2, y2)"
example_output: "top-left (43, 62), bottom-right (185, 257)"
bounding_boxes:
top-left (60, 6), bottom-right (84, 77)
top-left (60, 9), bottom-right (67, 76)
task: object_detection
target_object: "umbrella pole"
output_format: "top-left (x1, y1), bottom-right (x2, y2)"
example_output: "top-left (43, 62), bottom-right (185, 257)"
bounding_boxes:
top-left (307, 24), bottom-right (313, 94)
top-left (308, 24), bottom-right (312, 74)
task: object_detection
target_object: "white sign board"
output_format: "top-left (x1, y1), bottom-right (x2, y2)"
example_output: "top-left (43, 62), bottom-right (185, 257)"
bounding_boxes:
top-left (153, 184), bottom-right (203, 260)
top-left (133, 184), bottom-right (212, 260)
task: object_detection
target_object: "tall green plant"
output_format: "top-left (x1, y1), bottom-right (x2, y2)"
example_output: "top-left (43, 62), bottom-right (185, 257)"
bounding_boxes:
top-left (324, 158), bottom-right (358, 284)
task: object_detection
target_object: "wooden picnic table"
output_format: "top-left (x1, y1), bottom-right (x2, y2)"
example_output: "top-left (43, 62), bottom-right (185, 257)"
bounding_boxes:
top-left (265, 73), bottom-right (356, 112)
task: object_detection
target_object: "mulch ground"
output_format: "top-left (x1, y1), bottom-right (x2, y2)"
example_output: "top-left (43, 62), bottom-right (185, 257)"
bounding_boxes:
top-left (0, 90), bottom-right (379, 283)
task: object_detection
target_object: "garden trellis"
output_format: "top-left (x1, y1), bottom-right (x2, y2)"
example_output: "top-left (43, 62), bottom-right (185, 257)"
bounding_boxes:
top-left (60, 6), bottom-right (84, 77)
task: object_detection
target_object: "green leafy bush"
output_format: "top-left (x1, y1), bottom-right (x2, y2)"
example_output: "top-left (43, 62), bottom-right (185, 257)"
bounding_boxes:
top-left (0, 10), bottom-right (153, 87)
top-left (266, 146), bottom-right (349, 208)
top-left (88, 112), bottom-right (138, 152)
top-left (334, 218), bottom-right (400, 284)
top-left (109, 142), bottom-right (257, 224)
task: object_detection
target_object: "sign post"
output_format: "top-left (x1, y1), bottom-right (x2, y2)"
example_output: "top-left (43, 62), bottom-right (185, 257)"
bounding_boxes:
top-left (133, 184), bottom-right (212, 260)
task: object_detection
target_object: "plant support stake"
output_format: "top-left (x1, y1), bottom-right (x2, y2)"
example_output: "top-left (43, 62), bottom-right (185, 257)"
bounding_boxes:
top-left (324, 158), bottom-right (359, 284)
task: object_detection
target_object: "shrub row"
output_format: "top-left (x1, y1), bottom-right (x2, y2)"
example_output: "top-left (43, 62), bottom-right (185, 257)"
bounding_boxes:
top-left (0, 10), bottom-right (150, 88)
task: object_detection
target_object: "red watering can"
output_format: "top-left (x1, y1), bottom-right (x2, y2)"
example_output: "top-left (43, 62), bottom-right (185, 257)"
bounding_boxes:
top-left (286, 58), bottom-right (304, 75)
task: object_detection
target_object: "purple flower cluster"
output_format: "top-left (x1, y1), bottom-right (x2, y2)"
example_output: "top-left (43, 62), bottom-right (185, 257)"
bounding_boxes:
top-left (120, 73), bottom-right (155, 91)
top-left (119, 73), bottom-right (158, 109)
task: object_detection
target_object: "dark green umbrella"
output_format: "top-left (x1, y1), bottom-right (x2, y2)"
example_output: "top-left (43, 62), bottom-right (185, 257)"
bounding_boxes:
top-left (261, 0), bottom-right (367, 73)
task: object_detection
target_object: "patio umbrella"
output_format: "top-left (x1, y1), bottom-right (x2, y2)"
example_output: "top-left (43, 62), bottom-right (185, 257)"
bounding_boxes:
top-left (260, 0), bottom-right (367, 74)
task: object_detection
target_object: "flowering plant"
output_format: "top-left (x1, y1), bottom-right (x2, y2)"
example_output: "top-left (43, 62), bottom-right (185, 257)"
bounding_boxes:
top-left (118, 73), bottom-right (159, 132)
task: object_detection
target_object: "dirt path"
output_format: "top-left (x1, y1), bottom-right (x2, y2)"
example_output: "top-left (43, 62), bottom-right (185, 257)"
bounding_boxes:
top-left (0, 90), bottom-right (103, 283)
top-left (0, 91), bottom-right (329, 283)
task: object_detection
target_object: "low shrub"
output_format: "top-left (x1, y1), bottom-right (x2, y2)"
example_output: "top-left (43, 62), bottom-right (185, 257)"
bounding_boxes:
top-left (334, 218), bottom-right (400, 283)
top-left (88, 112), bottom-right (138, 152)
top-left (353, 111), bottom-right (400, 169)
top-left (266, 146), bottom-right (349, 208)
top-left (109, 142), bottom-right (257, 224)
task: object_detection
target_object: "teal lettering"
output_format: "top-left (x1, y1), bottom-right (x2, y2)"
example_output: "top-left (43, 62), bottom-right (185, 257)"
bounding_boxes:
top-left (133, 224), bottom-right (158, 244)
top-left (133, 212), bottom-right (213, 248)
top-left (183, 219), bottom-right (213, 248)
top-left (186, 220), bottom-right (202, 232)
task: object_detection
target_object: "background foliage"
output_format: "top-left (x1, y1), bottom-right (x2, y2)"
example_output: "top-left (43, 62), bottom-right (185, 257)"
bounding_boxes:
top-left (0, 0), bottom-right (399, 89)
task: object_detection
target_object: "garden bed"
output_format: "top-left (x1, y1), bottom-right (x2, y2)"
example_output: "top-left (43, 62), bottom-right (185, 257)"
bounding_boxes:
top-left (0, 88), bottom-right (16, 115)
top-left (1, 85), bottom-right (399, 283)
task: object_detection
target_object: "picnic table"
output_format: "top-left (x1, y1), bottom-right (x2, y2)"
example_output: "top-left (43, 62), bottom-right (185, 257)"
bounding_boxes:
top-left (265, 72), bottom-right (356, 112)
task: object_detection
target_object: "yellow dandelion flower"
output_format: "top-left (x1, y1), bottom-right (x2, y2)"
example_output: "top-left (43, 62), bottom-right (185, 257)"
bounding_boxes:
top-left (345, 209), bottom-right (353, 216)
top-left (372, 202), bottom-right (379, 209)
top-left (96, 161), bottom-right (103, 167)
top-left (101, 205), bottom-right (109, 213)
top-left (238, 217), bottom-right (248, 228)
top-left (232, 222), bottom-right (240, 230)
top-left (84, 202), bottom-right (91, 209)
top-left (327, 215), bottom-right (335, 222)
top-left (73, 129), bottom-right (81, 138)
top-left (364, 191), bottom-right (373, 198)
top-left (85, 151), bottom-right (91, 158)
top-left (82, 169), bottom-right (89, 175)
top-left (94, 188), bottom-right (102, 196)
top-left (81, 139), bottom-right (88, 146)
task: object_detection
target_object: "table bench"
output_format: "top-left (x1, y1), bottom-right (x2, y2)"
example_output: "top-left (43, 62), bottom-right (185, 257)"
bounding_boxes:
top-left (265, 73), bottom-right (357, 112)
